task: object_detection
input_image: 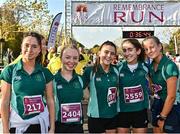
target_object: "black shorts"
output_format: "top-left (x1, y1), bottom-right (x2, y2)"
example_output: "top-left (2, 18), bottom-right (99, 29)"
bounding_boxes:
top-left (10, 124), bottom-right (41, 133)
top-left (55, 121), bottom-right (83, 133)
top-left (151, 99), bottom-right (180, 133)
top-left (88, 115), bottom-right (118, 133)
top-left (117, 109), bottom-right (148, 128)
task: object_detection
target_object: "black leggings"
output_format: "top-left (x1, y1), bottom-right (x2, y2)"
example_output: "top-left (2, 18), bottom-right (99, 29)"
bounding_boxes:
top-left (55, 121), bottom-right (83, 133)
top-left (10, 124), bottom-right (41, 133)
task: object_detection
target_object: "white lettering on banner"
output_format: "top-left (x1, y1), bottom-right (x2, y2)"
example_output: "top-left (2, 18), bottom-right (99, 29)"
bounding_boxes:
top-left (72, 2), bottom-right (180, 26)
top-left (49, 24), bottom-right (59, 45)
top-left (47, 13), bottom-right (62, 49)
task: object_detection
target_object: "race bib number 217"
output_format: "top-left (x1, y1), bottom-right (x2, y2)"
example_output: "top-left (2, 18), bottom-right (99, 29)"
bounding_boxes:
top-left (23, 95), bottom-right (44, 115)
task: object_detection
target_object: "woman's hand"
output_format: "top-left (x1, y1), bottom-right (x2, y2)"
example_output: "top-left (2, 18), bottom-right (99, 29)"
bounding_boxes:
top-left (157, 120), bottom-right (165, 132)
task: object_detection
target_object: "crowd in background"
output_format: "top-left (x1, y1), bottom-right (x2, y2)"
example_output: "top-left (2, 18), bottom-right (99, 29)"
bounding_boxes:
top-left (0, 32), bottom-right (179, 133)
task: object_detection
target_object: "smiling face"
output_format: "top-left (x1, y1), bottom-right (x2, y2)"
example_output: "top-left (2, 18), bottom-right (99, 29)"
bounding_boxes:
top-left (122, 41), bottom-right (141, 65)
top-left (61, 47), bottom-right (79, 71)
top-left (99, 44), bottom-right (116, 66)
top-left (21, 36), bottom-right (41, 62)
top-left (143, 38), bottom-right (162, 59)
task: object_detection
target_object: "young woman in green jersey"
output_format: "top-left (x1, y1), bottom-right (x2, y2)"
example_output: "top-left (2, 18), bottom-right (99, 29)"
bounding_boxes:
top-left (82, 41), bottom-right (119, 133)
top-left (117, 39), bottom-right (149, 133)
top-left (54, 44), bottom-right (84, 133)
top-left (1, 32), bottom-right (55, 133)
top-left (142, 36), bottom-right (179, 133)
top-left (9, 34), bottom-right (48, 67)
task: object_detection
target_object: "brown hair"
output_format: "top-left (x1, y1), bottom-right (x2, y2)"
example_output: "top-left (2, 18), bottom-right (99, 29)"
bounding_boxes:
top-left (121, 38), bottom-right (145, 62)
top-left (93, 40), bottom-right (117, 74)
top-left (23, 32), bottom-right (43, 64)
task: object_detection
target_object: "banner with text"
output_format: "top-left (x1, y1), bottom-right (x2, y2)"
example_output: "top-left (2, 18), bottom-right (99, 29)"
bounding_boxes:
top-left (47, 12), bottom-right (62, 49)
top-left (72, 1), bottom-right (180, 26)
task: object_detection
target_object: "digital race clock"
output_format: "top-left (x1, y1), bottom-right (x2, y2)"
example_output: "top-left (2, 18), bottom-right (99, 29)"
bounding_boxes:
top-left (123, 31), bottom-right (154, 38)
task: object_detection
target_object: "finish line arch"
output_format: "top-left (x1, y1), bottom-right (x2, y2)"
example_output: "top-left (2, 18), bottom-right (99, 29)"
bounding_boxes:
top-left (65, 0), bottom-right (180, 52)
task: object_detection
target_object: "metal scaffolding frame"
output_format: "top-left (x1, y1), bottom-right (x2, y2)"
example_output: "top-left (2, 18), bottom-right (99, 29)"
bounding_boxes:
top-left (65, 0), bottom-right (72, 38)
top-left (65, 0), bottom-right (179, 39)
top-left (65, 0), bottom-right (119, 37)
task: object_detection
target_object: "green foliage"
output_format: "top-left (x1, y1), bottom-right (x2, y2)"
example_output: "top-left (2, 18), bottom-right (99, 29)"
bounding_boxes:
top-left (0, 0), bottom-right (52, 61)
top-left (3, 0), bottom-right (52, 33)
top-left (6, 33), bottom-right (23, 58)
top-left (168, 28), bottom-right (180, 55)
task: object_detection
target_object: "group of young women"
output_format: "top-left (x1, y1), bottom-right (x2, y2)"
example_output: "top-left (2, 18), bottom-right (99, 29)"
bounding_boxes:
top-left (0, 31), bottom-right (179, 133)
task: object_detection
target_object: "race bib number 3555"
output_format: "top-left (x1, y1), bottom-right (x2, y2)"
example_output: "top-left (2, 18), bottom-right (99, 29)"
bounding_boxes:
top-left (23, 95), bottom-right (45, 115)
top-left (123, 85), bottom-right (144, 103)
top-left (61, 103), bottom-right (82, 123)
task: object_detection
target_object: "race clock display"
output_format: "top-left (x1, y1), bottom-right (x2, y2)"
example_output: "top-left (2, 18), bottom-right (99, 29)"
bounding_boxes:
top-left (123, 31), bottom-right (154, 38)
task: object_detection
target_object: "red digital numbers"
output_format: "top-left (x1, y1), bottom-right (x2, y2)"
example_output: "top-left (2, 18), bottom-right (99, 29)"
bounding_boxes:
top-left (123, 31), bottom-right (154, 38)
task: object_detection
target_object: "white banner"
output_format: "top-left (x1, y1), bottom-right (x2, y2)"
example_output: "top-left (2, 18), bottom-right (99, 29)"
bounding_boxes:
top-left (47, 12), bottom-right (62, 49)
top-left (72, 1), bottom-right (180, 26)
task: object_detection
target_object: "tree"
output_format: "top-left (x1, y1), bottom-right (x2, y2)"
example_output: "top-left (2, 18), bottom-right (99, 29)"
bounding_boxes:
top-left (1, 0), bottom-right (52, 36)
top-left (0, 0), bottom-right (53, 58)
top-left (168, 28), bottom-right (180, 55)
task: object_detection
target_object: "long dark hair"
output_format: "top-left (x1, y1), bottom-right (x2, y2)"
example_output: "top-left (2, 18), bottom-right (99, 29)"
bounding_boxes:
top-left (93, 40), bottom-right (117, 74)
top-left (23, 32), bottom-right (43, 64)
top-left (121, 38), bottom-right (145, 62)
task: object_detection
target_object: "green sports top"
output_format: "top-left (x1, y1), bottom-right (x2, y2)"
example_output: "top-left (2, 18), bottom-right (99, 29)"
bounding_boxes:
top-left (54, 70), bottom-right (84, 124)
top-left (83, 64), bottom-right (119, 118)
top-left (118, 61), bottom-right (149, 112)
top-left (1, 60), bottom-right (53, 119)
top-left (149, 55), bottom-right (179, 101)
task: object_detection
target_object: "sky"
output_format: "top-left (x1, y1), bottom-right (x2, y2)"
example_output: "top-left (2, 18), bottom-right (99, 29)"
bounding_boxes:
top-left (1, 0), bottom-right (179, 48)
top-left (47, 0), bottom-right (179, 48)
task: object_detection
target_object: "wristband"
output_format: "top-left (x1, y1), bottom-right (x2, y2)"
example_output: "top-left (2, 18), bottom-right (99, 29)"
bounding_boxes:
top-left (157, 114), bottom-right (167, 121)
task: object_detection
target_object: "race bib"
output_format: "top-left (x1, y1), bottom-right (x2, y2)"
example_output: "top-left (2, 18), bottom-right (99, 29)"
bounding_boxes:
top-left (23, 95), bottom-right (44, 115)
top-left (107, 87), bottom-right (117, 106)
top-left (123, 85), bottom-right (144, 103)
top-left (152, 84), bottom-right (162, 93)
top-left (61, 103), bottom-right (82, 123)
